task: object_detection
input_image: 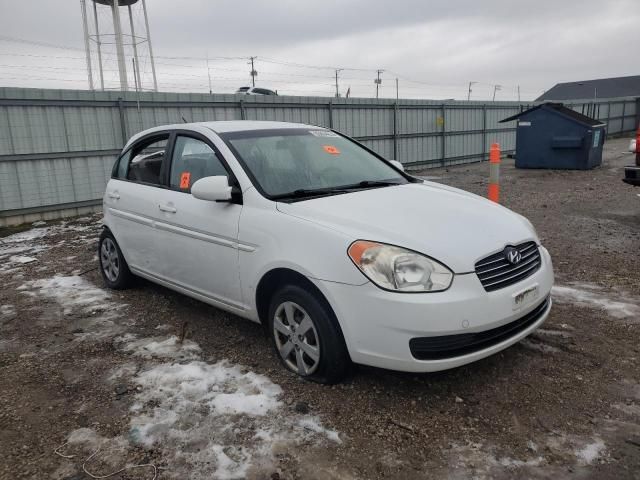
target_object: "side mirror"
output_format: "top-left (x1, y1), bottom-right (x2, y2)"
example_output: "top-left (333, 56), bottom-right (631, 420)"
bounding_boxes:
top-left (191, 176), bottom-right (232, 202)
top-left (390, 160), bottom-right (404, 172)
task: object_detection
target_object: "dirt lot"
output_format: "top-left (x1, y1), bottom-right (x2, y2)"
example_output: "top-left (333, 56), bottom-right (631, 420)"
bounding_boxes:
top-left (1, 137), bottom-right (639, 480)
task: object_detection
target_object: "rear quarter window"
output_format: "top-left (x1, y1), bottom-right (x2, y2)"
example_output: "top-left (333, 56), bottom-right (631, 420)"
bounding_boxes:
top-left (113, 150), bottom-right (132, 179)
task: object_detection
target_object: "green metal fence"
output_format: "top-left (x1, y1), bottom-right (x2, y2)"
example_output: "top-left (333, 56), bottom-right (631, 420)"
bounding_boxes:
top-left (0, 87), bottom-right (638, 224)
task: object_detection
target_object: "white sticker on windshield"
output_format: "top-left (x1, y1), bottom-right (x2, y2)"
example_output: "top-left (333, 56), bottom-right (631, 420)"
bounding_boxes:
top-left (309, 130), bottom-right (340, 137)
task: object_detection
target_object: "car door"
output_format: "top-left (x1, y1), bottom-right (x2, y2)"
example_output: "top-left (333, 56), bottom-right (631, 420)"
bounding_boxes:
top-left (105, 133), bottom-right (171, 276)
top-left (153, 132), bottom-right (244, 310)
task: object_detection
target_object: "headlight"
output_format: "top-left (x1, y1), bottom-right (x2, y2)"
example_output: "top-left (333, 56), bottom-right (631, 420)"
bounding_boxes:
top-left (347, 240), bottom-right (453, 292)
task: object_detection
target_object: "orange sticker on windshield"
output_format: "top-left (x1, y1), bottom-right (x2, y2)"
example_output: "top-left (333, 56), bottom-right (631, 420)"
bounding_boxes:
top-left (323, 145), bottom-right (340, 155)
top-left (180, 171), bottom-right (191, 189)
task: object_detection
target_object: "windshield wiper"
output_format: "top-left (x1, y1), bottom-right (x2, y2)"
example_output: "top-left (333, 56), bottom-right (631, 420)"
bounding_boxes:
top-left (272, 180), bottom-right (402, 201)
top-left (355, 180), bottom-right (403, 188)
top-left (271, 187), bottom-right (349, 200)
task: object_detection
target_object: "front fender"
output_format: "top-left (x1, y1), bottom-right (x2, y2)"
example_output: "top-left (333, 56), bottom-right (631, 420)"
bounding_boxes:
top-left (237, 190), bottom-right (367, 316)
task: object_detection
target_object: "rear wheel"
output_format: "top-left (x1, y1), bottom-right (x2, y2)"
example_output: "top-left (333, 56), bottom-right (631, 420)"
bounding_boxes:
top-left (98, 229), bottom-right (132, 290)
top-left (268, 285), bottom-right (350, 384)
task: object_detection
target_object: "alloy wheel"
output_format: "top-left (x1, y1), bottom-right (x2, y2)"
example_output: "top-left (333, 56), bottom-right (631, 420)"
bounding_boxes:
top-left (273, 301), bottom-right (321, 375)
top-left (100, 237), bottom-right (120, 282)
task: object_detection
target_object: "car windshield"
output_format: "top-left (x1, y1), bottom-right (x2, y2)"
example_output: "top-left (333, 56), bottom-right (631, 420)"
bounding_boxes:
top-left (221, 129), bottom-right (407, 199)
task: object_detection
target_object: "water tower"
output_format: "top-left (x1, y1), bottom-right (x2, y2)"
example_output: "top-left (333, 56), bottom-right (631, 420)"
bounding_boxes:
top-left (79, 0), bottom-right (158, 92)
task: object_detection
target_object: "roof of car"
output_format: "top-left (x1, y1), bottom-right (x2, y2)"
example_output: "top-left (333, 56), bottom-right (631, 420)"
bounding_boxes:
top-left (124, 121), bottom-right (319, 150)
top-left (201, 120), bottom-right (311, 133)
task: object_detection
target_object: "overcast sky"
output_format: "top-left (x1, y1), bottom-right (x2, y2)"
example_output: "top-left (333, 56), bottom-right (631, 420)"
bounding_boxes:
top-left (0, 0), bottom-right (637, 100)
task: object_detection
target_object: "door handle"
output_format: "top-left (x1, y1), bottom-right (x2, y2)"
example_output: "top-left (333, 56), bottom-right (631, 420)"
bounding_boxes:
top-left (108, 192), bottom-right (120, 200)
top-left (158, 204), bottom-right (177, 213)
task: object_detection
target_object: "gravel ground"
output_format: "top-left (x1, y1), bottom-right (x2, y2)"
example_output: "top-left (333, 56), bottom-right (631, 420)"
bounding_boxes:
top-left (1, 137), bottom-right (639, 480)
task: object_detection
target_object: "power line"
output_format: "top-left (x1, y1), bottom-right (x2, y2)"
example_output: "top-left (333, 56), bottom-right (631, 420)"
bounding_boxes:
top-left (0, 35), bottom-right (545, 99)
top-left (0, 35), bottom-right (85, 51)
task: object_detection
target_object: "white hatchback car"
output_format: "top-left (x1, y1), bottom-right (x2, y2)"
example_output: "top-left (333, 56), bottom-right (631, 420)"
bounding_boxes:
top-left (100, 121), bottom-right (554, 383)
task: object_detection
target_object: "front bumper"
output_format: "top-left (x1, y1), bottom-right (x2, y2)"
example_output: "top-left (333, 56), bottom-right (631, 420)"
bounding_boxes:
top-left (316, 246), bottom-right (554, 372)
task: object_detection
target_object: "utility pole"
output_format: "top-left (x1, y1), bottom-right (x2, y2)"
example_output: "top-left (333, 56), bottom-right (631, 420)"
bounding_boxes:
top-left (92, 0), bottom-right (104, 90)
top-left (334, 69), bottom-right (341, 98)
top-left (467, 81), bottom-right (477, 101)
top-left (375, 69), bottom-right (383, 99)
top-left (492, 84), bottom-right (502, 101)
top-left (80, 0), bottom-right (94, 90)
top-left (141, 0), bottom-right (158, 91)
top-left (249, 56), bottom-right (257, 87)
top-left (110, 0), bottom-right (128, 91)
top-left (206, 53), bottom-right (212, 94)
top-left (517, 85), bottom-right (521, 102)
top-left (128, 4), bottom-right (142, 92)
top-left (395, 77), bottom-right (399, 101)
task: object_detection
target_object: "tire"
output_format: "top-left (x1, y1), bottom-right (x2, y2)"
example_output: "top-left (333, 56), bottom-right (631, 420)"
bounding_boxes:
top-left (98, 229), bottom-right (132, 290)
top-left (268, 284), bottom-right (350, 384)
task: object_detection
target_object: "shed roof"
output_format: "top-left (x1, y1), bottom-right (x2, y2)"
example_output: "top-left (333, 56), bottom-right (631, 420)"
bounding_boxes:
top-left (536, 75), bottom-right (640, 101)
top-left (500, 103), bottom-right (606, 127)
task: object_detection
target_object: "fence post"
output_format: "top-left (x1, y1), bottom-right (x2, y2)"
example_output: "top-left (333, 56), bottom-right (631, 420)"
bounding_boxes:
top-left (239, 99), bottom-right (246, 120)
top-left (393, 101), bottom-right (398, 160)
top-left (635, 97), bottom-right (640, 130)
top-left (328, 99), bottom-right (333, 129)
top-left (605, 101), bottom-right (611, 134)
top-left (117, 97), bottom-right (127, 147)
top-left (441, 104), bottom-right (446, 167)
top-left (482, 104), bottom-right (487, 161)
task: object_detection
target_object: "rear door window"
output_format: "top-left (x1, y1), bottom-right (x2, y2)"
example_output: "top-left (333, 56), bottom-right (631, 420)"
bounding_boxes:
top-left (169, 136), bottom-right (228, 192)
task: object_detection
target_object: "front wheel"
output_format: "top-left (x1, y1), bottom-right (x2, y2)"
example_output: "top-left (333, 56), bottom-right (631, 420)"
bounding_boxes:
top-left (98, 229), bottom-right (132, 290)
top-left (268, 285), bottom-right (350, 384)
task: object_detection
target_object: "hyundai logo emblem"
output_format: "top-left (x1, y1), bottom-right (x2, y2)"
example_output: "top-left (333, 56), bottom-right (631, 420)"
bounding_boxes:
top-left (504, 247), bottom-right (522, 265)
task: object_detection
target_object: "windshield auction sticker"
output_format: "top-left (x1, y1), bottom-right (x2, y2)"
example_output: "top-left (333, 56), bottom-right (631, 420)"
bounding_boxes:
top-left (323, 145), bottom-right (340, 155)
top-left (310, 130), bottom-right (340, 137)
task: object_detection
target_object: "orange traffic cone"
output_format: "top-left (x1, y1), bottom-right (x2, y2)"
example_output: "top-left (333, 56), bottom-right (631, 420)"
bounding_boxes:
top-left (488, 143), bottom-right (500, 203)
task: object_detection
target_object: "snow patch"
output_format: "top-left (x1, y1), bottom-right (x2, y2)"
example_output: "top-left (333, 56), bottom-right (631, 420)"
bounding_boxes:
top-left (536, 328), bottom-right (572, 338)
top-left (118, 335), bottom-right (201, 360)
top-left (124, 358), bottom-right (339, 479)
top-left (575, 438), bottom-right (605, 465)
top-left (64, 428), bottom-right (143, 474)
top-left (612, 402), bottom-right (640, 416)
top-left (552, 283), bottom-right (640, 320)
top-left (131, 361), bottom-right (282, 441)
top-left (297, 417), bottom-right (342, 443)
top-left (520, 339), bottom-right (559, 353)
top-left (446, 441), bottom-right (545, 477)
top-left (108, 363), bottom-right (139, 381)
top-left (20, 275), bottom-right (111, 314)
top-left (0, 304), bottom-right (15, 317)
top-left (9, 255), bottom-right (37, 264)
top-left (1, 227), bottom-right (49, 244)
top-left (19, 275), bottom-right (126, 338)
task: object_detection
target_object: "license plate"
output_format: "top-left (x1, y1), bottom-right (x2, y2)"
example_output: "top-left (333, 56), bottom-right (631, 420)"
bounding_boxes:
top-left (513, 284), bottom-right (539, 311)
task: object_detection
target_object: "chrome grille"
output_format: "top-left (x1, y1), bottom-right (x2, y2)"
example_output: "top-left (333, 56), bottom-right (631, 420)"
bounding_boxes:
top-left (475, 241), bottom-right (541, 292)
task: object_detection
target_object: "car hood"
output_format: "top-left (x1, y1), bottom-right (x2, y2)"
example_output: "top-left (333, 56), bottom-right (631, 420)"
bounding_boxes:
top-left (276, 182), bottom-right (538, 273)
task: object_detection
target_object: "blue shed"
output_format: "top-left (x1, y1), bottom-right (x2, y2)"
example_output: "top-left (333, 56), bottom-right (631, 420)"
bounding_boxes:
top-left (500, 103), bottom-right (606, 170)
